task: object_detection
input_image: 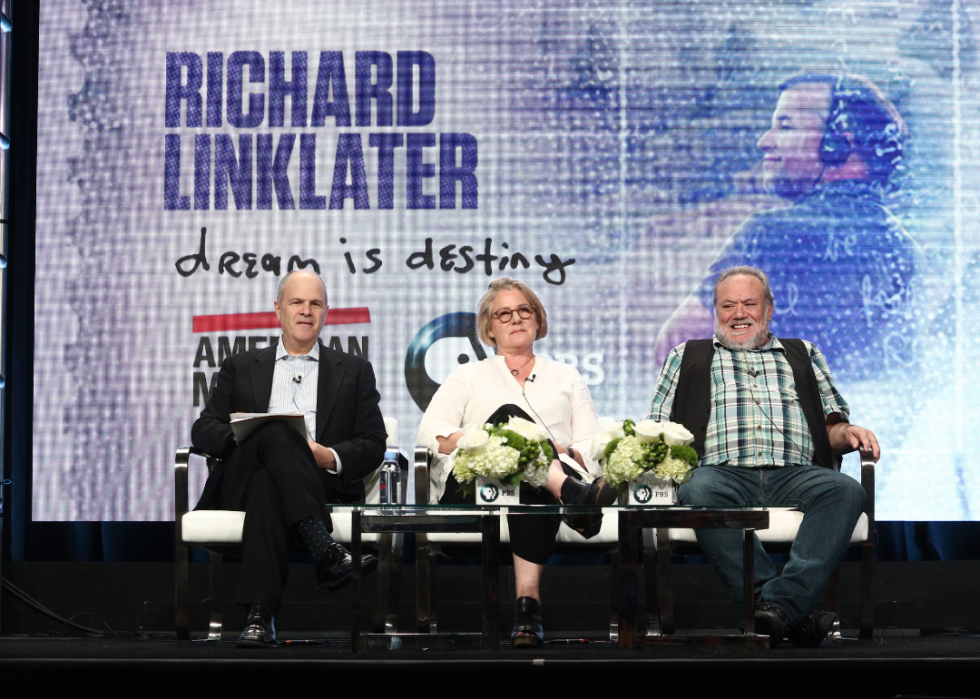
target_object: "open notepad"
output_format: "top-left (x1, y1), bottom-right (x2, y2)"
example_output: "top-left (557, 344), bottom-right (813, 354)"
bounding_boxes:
top-left (230, 411), bottom-right (307, 444)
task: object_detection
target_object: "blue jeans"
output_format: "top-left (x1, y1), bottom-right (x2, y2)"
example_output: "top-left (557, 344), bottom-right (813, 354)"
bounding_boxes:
top-left (676, 464), bottom-right (866, 626)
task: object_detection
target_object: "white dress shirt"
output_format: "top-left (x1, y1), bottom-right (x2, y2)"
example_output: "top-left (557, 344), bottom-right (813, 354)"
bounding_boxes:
top-left (267, 337), bottom-right (342, 474)
top-left (417, 355), bottom-right (600, 502)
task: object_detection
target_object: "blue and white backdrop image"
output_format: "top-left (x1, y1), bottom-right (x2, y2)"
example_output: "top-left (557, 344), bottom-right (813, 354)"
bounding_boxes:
top-left (31, 0), bottom-right (980, 521)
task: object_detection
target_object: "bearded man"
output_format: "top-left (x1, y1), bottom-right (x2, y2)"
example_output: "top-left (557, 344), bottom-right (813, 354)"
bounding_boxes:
top-left (647, 266), bottom-right (880, 648)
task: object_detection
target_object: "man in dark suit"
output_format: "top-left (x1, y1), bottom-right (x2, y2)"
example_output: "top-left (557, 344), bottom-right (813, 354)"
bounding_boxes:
top-left (192, 270), bottom-right (387, 647)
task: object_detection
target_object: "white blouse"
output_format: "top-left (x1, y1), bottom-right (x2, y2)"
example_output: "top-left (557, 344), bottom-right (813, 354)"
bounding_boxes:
top-left (417, 355), bottom-right (601, 503)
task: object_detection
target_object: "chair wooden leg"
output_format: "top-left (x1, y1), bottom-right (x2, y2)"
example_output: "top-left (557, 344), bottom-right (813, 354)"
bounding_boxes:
top-left (207, 551), bottom-right (223, 643)
top-left (175, 542), bottom-right (190, 643)
top-left (826, 566), bottom-right (842, 641)
top-left (385, 531), bottom-right (404, 633)
top-left (617, 512), bottom-right (639, 649)
top-left (428, 549), bottom-right (438, 633)
top-left (656, 527), bottom-right (674, 635)
top-left (860, 542), bottom-right (874, 641)
top-left (373, 533), bottom-right (394, 633)
top-left (742, 529), bottom-right (755, 635)
top-left (608, 549), bottom-right (620, 642)
top-left (416, 533), bottom-right (432, 633)
top-left (480, 515), bottom-right (500, 651)
top-left (643, 530), bottom-right (661, 636)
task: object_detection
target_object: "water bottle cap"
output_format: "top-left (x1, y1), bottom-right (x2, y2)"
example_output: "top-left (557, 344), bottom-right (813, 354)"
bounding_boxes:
top-left (384, 449), bottom-right (398, 462)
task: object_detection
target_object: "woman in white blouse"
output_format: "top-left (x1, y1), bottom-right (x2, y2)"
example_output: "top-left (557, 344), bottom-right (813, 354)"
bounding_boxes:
top-left (417, 277), bottom-right (616, 649)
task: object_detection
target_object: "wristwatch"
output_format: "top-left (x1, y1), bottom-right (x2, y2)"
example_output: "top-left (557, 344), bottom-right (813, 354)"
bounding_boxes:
top-left (566, 446), bottom-right (577, 461)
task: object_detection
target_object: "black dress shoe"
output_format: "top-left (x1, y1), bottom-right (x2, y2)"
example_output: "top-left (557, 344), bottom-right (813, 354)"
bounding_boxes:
top-left (754, 604), bottom-right (790, 649)
top-left (511, 596), bottom-right (544, 649)
top-left (315, 542), bottom-right (379, 594)
top-left (787, 610), bottom-right (837, 648)
top-left (236, 605), bottom-right (277, 648)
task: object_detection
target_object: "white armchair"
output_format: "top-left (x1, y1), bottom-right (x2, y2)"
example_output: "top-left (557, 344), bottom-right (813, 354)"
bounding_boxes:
top-left (174, 417), bottom-right (404, 642)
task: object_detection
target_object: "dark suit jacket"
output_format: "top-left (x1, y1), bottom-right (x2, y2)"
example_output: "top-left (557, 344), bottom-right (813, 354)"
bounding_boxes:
top-left (191, 340), bottom-right (387, 510)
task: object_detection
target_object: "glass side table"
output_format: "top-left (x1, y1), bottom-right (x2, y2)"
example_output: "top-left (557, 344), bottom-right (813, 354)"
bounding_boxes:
top-left (328, 504), bottom-right (771, 651)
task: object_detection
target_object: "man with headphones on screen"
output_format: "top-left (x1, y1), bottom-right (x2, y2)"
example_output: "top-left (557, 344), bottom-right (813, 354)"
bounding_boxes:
top-left (653, 71), bottom-right (923, 382)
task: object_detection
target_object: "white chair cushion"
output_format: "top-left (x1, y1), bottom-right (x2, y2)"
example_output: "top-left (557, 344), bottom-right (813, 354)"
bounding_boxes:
top-left (182, 510), bottom-right (380, 544)
top-left (182, 510), bottom-right (246, 544)
top-left (665, 508), bottom-right (869, 545)
top-left (427, 508), bottom-right (620, 547)
top-left (181, 418), bottom-right (398, 547)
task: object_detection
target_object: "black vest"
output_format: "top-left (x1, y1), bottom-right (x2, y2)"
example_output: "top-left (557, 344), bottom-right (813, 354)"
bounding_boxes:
top-left (671, 338), bottom-right (839, 470)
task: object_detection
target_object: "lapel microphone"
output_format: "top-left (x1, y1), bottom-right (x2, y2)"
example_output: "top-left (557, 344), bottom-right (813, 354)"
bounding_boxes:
top-left (293, 375), bottom-right (303, 384)
top-left (526, 374), bottom-right (536, 382)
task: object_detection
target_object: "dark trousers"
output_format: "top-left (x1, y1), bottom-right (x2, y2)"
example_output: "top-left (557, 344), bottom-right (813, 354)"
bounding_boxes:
top-left (216, 421), bottom-right (336, 613)
top-left (438, 404), bottom-right (574, 565)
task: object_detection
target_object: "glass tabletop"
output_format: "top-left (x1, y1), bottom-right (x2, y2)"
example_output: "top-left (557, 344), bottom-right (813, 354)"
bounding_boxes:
top-left (324, 503), bottom-right (785, 515)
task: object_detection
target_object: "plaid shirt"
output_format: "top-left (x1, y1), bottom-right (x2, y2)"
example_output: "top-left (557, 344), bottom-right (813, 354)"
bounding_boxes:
top-left (647, 335), bottom-right (849, 468)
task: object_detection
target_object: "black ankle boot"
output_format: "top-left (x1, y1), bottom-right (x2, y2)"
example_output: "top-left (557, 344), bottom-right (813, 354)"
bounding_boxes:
top-left (558, 477), bottom-right (618, 539)
top-left (511, 597), bottom-right (544, 649)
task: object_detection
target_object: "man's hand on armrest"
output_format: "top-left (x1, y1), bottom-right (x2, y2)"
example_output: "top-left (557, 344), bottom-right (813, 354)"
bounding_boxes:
top-left (827, 419), bottom-right (880, 462)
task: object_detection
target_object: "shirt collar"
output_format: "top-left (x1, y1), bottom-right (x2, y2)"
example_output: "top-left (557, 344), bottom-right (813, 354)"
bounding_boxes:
top-left (275, 336), bottom-right (320, 361)
top-left (711, 333), bottom-right (784, 353)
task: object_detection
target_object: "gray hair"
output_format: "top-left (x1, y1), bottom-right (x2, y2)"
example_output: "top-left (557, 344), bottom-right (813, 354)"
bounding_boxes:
top-left (277, 270), bottom-right (328, 304)
top-left (712, 266), bottom-right (774, 308)
top-left (476, 277), bottom-right (549, 347)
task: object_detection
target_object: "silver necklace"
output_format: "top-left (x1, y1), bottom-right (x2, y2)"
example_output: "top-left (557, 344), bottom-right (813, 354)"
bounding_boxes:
top-left (507, 355), bottom-right (535, 376)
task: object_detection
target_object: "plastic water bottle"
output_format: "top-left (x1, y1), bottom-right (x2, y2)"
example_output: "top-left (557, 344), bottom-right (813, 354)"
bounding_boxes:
top-left (379, 449), bottom-right (400, 505)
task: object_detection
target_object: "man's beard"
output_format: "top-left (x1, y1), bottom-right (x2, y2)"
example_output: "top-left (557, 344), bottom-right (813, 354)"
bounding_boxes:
top-left (714, 317), bottom-right (771, 351)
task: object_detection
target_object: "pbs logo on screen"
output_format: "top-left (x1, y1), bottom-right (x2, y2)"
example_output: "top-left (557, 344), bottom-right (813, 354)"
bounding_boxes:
top-left (404, 311), bottom-right (605, 412)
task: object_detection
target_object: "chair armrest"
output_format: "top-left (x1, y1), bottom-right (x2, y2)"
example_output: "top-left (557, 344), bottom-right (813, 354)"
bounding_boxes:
top-left (415, 446), bottom-right (432, 506)
top-left (174, 447), bottom-right (219, 520)
top-left (860, 451), bottom-right (875, 534)
top-left (397, 448), bottom-right (411, 505)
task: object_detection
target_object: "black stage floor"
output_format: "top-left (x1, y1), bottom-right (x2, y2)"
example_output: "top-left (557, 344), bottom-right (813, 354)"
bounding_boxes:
top-left (1, 633), bottom-right (978, 697)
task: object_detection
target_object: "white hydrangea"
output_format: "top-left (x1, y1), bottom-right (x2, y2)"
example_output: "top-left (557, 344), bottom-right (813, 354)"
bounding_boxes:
top-left (601, 435), bottom-right (646, 488)
top-left (453, 427), bottom-right (554, 489)
top-left (521, 451), bottom-right (551, 489)
top-left (454, 435), bottom-right (522, 483)
top-left (655, 454), bottom-right (694, 484)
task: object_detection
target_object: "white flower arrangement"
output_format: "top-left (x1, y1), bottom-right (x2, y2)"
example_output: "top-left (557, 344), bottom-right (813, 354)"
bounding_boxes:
top-left (452, 417), bottom-right (555, 492)
top-left (591, 419), bottom-right (700, 489)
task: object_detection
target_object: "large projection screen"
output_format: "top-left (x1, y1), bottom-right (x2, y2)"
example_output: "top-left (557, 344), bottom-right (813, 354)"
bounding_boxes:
top-left (33, 0), bottom-right (980, 521)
